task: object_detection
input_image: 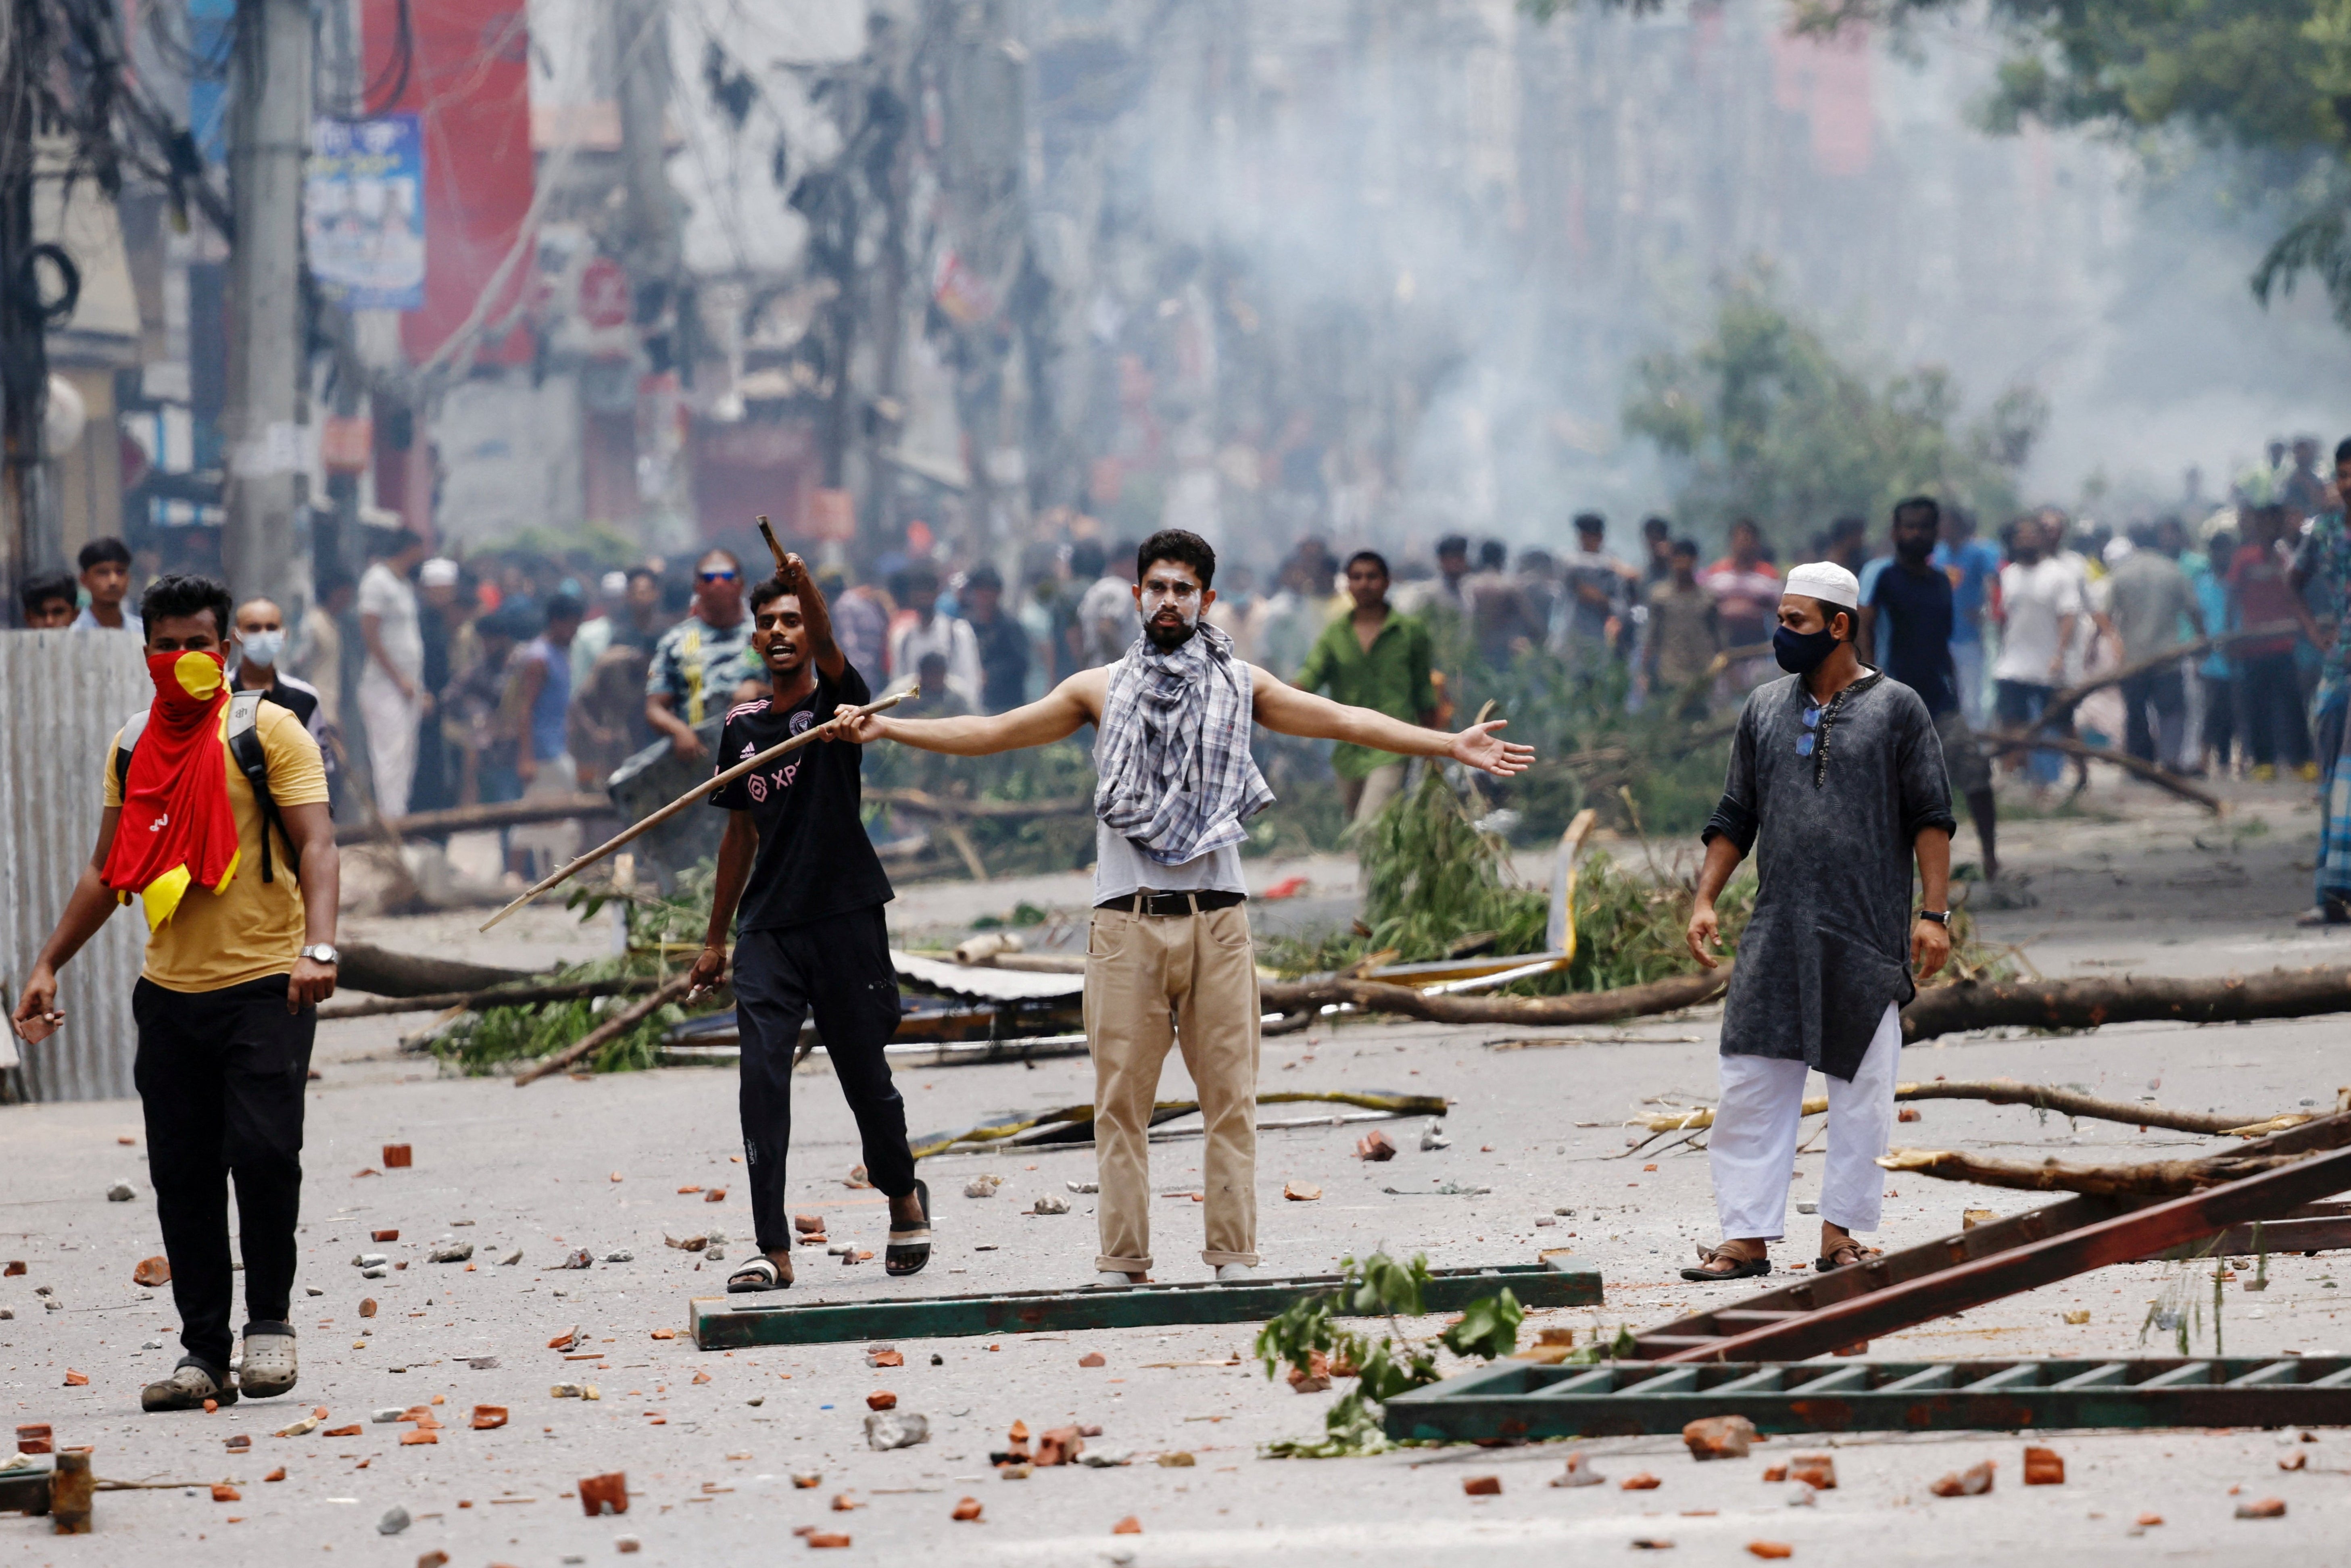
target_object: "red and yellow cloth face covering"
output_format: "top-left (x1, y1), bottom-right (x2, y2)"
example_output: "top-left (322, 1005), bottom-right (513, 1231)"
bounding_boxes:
top-left (102, 649), bottom-right (243, 930)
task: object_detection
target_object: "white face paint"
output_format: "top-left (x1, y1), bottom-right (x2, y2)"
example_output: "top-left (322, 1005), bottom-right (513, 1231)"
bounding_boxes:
top-left (1139, 575), bottom-right (1203, 626)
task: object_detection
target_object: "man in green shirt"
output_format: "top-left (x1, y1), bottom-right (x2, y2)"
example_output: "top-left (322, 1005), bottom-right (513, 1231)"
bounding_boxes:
top-left (1294, 551), bottom-right (1438, 824)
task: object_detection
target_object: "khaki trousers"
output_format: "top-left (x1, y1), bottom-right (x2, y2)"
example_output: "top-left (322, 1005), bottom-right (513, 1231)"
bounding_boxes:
top-left (1084, 901), bottom-right (1261, 1273)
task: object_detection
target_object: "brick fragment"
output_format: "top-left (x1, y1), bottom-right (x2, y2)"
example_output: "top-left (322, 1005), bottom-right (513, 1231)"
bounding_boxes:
top-left (2236, 1498), bottom-right (2287, 1519)
top-left (1747, 1544), bottom-right (1794, 1560)
top-left (1078, 1352), bottom-right (1106, 1369)
top-left (1287, 1350), bottom-right (1332, 1394)
top-left (578, 1472), bottom-right (628, 1516)
top-left (1111, 1516), bottom-right (1143, 1535)
top-left (1354, 1130), bottom-right (1397, 1162)
top-left (263, 1467), bottom-right (286, 1482)
top-left (1788, 1455), bottom-right (1836, 1491)
top-left (372, 1229), bottom-right (399, 1243)
top-left (381, 1145), bottom-right (412, 1168)
top-left (1462, 1475), bottom-right (1501, 1496)
top-left (866, 1391), bottom-right (897, 1411)
top-left (805, 1533), bottom-right (851, 1548)
top-left (132, 1255), bottom-right (171, 1288)
top-left (1761, 1465), bottom-right (1788, 1483)
top-left (2022, 1447), bottom-right (2064, 1485)
top-left (1282, 1182), bottom-right (1322, 1201)
top-left (361, 1299), bottom-right (378, 1318)
top-left (472, 1405), bottom-right (508, 1430)
top-left (795, 1214), bottom-right (825, 1233)
top-left (324, 1424), bottom-right (361, 1437)
top-left (1682, 1415), bottom-right (1756, 1461)
top-left (1929, 1460), bottom-right (1994, 1497)
top-left (1035, 1427), bottom-right (1085, 1467)
top-left (1621, 1472), bottom-right (1662, 1491)
top-left (951, 1497), bottom-right (983, 1521)
top-left (211, 1484), bottom-right (240, 1502)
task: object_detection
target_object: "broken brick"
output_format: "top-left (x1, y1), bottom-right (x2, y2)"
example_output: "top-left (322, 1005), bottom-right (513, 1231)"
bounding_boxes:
top-left (1683, 1415), bottom-right (1757, 1462)
top-left (471, 1406), bottom-right (508, 1430)
top-left (1, 1261), bottom-right (21, 1276)
top-left (831, 1493), bottom-right (861, 1512)
top-left (1761, 1466), bottom-right (1788, 1483)
top-left (372, 1229), bottom-right (399, 1243)
top-left (1287, 1350), bottom-right (1332, 1394)
top-left (1897, 1107), bottom-right (1922, 1123)
top-left (2280, 1452), bottom-right (2308, 1472)
top-left (1747, 1545), bottom-right (1794, 1560)
top-left (649, 1329), bottom-right (676, 1341)
top-left (1354, 1130), bottom-right (1397, 1162)
top-left (417, 1553), bottom-right (449, 1568)
top-left (263, 1467), bottom-right (286, 1483)
top-left (705, 1188), bottom-right (728, 1203)
top-left (1036, 1427), bottom-right (1085, 1467)
top-left (1630, 1540), bottom-right (1674, 1551)
top-left (691, 1371), bottom-right (711, 1385)
top-left (1282, 1182), bottom-right (1322, 1201)
top-left (2022, 1447), bottom-right (2064, 1485)
top-left (1111, 1516), bottom-right (1143, 1535)
top-left (381, 1145), bottom-right (412, 1168)
top-left (869, 1350), bottom-right (903, 1368)
top-left (1621, 1473), bottom-right (1662, 1491)
top-left (361, 1299), bottom-right (379, 1319)
top-left (1008, 1420), bottom-right (1030, 1443)
top-left (951, 1497), bottom-right (983, 1521)
top-left (2236, 1498), bottom-right (2287, 1519)
top-left (399, 1430), bottom-right (437, 1446)
top-left (211, 1483), bottom-right (240, 1502)
top-left (579, 1472), bottom-right (628, 1516)
top-left (547, 1326), bottom-right (579, 1350)
top-left (1788, 1455), bottom-right (1836, 1491)
top-left (132, 1255), bottom-right (171, 1288)
top-left (677, 1186), bottom-right (703, 1195)
top-left (1929, 1461), bottom-right (1995, 1497)
top-left (61, 1369), bottom-right (86, 1387)
top-left (1462, 1475), bottom-right (1502, 1496)
top-left (225, 1435), bottom-right (250, 1452)
top-left (323, 1424), bottom-right (361, 1437)
top-left (2136, 1512), bottom-right (2164, 1527)
top-left (1078, 1352), bottom-right (1106, 1369)
top-left (15, 1424), bottom-right (51, 1455)
top-left (866, 1391), bottom-right (897, 1411)
top-left (795, 1214), bottom-right (825, 1233)
top-left (791, 1472), bottom-right (822, 1489)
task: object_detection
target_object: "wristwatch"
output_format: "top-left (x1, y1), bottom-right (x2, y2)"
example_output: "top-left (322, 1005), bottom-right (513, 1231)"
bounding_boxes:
top-left (1916, 910), bottom-right (1951, 927)
top-left (300, 944), bottom-right (340, 966)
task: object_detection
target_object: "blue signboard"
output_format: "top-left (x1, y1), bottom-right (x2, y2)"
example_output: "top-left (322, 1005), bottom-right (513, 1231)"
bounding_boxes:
top-left (306, 115), bottom-right (426, 310)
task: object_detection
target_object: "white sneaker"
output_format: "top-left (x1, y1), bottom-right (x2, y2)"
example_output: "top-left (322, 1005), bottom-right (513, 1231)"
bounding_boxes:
top-left (1091, 1271), bottom-right (1140, 1288)
top-left (1214, 1263), bottom-right (1253, 1282)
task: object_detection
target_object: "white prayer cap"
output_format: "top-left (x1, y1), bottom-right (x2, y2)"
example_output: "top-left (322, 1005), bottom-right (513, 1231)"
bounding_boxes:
top-left (419, 557), bottom-right (461, 587)
top-left (600, 570), bottom-right (630, 597)
top-left (1782, 561), bottom-right (1860, 610)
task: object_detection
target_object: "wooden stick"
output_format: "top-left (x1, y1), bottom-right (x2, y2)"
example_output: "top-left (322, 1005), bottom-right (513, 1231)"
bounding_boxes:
top-left (1628, 1079), bottom-right (2301, 1138)
top-left (514, 971), bottom-right (696, 1085)
top-left (319, 974), bottom-right (674, 1021)
top-left (1876, 1146), bottom-right (2308, 1198)
top-left (1976, 730), bottom-right (2224, 810)
top-left (477, 686), bottom-right (917, 931)
top-left (2039, 620), bottom-right (2303, 725)
top-left (755, 514), bottom-right (788, 575)
top-left (1255, 962), bottom-right (1731, 1025)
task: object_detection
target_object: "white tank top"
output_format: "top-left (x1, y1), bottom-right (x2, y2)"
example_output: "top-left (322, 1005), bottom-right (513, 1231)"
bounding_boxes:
top-left (1093, 821), bottom-right (1248, 905)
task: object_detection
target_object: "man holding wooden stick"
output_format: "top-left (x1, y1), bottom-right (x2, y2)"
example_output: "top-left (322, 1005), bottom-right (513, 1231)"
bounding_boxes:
top-left (829, 529), bottom-right (1533, 1287)
top-left (688, 555), bottom-right (929, 1291)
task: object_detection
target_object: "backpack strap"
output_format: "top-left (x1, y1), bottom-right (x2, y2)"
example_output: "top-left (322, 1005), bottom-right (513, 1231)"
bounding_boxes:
top-left (227, 690), bottom-right (298, 884)
top-left (114, 708), bottom-right (151, 792)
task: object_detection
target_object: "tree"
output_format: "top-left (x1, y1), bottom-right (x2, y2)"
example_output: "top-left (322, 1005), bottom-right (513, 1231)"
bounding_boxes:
top-left (1525, 0), bottom-right (2351, 329)
top-left (1621, 271), bottom-right (2044, 545)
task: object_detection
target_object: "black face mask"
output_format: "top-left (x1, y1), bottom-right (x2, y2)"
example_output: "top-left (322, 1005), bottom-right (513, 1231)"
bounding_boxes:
top-left (1895, 534), bottom-right (1936, 563)
top-left (1773, 622), bottom-right (1842, 674)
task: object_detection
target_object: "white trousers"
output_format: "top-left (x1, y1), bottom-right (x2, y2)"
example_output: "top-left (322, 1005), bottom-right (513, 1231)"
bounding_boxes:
top-left (1709, 1002), bottom-right (1902, 1241)
top-left (358, 675), bottom-right (421, 822)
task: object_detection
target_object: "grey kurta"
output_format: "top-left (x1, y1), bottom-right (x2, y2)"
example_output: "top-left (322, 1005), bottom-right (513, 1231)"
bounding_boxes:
top-left (1703, 670), bottom-right (1957, 1081)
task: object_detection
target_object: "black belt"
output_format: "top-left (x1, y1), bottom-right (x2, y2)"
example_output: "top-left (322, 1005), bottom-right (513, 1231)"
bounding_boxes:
top-left (1096, 889), bottom-right (1248, 917)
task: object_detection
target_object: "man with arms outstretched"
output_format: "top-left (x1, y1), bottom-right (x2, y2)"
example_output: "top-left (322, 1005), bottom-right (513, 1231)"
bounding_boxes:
top-left (688, 557), bottom-right (929, 1292)
top-left (832, 530), bottom-right (1533, 1286)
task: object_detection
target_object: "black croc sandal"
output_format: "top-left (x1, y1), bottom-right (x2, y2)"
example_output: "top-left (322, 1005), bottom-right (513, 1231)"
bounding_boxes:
top-left (1678, 1243), bottom-right (1771, 1283)
top-left (886, 1178), bottom-right (932, 1278)
top-left (726, 1254), bottom-right (790, 1294)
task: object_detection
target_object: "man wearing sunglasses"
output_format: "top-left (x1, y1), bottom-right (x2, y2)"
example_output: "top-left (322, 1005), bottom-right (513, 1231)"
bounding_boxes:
top-left (646, 549), bottom-right (763, 763)
top-left (1681, 559), bottom-right (1956, 1284)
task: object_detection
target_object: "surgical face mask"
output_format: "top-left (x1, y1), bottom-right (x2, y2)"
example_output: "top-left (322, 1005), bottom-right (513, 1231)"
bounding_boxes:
top-left (240, 628), bottom-right (286, 667)
top-left (1773, 621), bottom-right (1842, 675)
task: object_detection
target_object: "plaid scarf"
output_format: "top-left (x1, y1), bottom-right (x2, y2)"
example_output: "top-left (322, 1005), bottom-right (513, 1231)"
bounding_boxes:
top-left (1093, 621), bottom-right (1275, 866)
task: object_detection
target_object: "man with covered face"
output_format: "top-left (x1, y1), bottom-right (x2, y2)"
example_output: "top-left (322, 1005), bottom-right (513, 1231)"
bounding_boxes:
top-left (830, 529), bottom-right (1535, 1286)
top-left (1681, 560), bottom-right (1957, 1284)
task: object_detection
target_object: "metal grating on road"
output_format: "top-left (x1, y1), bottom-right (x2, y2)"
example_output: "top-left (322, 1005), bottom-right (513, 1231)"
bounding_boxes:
top-left (690, 1262), bottom-right (1603, 1349)
top-left (0, 633), bottom-right (150, 1101)
top-left (1383, 1355), bottom-right (2351, 1441)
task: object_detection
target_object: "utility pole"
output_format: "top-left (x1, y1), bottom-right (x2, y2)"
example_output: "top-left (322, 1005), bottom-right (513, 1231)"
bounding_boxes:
top-left (0, 0), bottom-right (58, 613)
top-left (222, 0), bottom-right (312, 609)
top-left (611, 0), bottom-right (687, 549)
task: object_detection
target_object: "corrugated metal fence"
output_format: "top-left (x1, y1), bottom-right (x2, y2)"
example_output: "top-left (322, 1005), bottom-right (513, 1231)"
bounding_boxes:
top-left (0, 632), bottom-right (150, 1100)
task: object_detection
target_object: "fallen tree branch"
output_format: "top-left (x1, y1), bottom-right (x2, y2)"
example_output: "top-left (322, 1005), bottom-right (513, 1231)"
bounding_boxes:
top-left (909, 1090), bottom-right (1451, 1160)
top-left (319, 974), bottom-right (674, 1021)
top-left (2039, 621), bottom-right (2302, 726)
top-left (1628, 1079), bottom-right (2304, 1138)
top-left (339, 944), bottom-right (538, 998)
top-left (870, 788), bottom-right (1090, 820)
top-left (514, 972), bottom-right (696, 1086)
top-left (1876, 1147), bottom-right (2308, 1198)
top-left (1975, 730), bottom-right (2224, 810)
top-left (1255, 963), bottom-right (1730, 1026)
top-left (1899, 964), bottom-right (2351, 1043)
top-left (336, 794), bottom-right (613, 845)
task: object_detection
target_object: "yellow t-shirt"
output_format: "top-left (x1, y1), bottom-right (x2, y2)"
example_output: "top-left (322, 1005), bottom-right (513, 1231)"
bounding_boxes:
top-left (102, 701), bottom-right (331, 993)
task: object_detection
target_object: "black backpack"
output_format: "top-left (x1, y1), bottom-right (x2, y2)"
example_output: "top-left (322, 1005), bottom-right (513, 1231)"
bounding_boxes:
top-left (114, 689), bottom-right (300, 884)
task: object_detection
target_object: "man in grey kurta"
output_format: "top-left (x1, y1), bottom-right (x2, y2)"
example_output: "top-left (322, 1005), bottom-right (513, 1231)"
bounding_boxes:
top-left (1682, 560), bottom-right (1957, 1282)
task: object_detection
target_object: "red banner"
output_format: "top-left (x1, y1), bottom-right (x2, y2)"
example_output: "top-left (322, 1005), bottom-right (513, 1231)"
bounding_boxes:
top-left (364, 0), bottom-right (535, 367)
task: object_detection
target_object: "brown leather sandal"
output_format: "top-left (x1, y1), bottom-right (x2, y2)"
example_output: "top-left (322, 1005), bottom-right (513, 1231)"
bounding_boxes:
top-left (1679, 1243), bottom-right (1771, 1282)
top-left (1815, 1239), bottom-right (1880, 1273)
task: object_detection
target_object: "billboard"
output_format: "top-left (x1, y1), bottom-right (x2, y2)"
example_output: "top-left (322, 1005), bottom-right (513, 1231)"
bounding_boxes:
top-left (307, 115), bottom-right (426, 310)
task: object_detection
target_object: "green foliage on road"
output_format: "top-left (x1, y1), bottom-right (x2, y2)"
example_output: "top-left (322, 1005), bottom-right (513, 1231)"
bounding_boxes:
top-left (1256, 1250), bottom-right (1524, 1458)
top-left (1621, 271), bottom-right (2044, 544)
